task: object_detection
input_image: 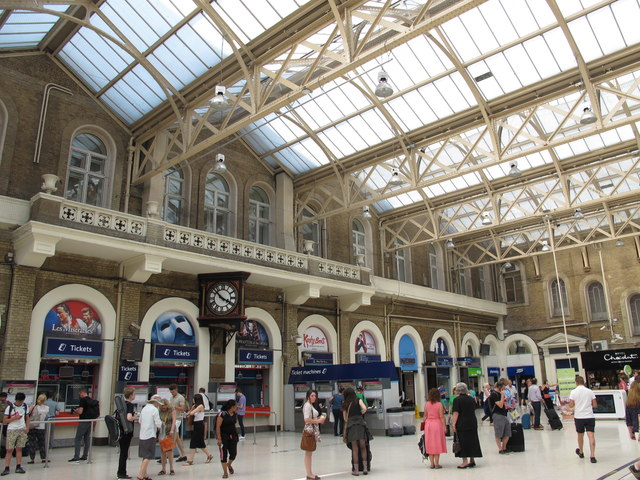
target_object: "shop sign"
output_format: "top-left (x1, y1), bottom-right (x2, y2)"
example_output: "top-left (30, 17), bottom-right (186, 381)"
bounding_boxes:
top-left (399, 335), bottom-right (418, 371)
top-left (357, 354), bottom-right (381, 363)
top-left (44, 337), bottom-right (103, 358)
top-left (457, 357), bottom-right (481, 367)
top-left (400, 357), bottom-right (417, 371)
top-left (436, 356), bottom-right (453, 367)
top-left (303, 352), bottom-right (333, 365)
top-left (354, 330), bottom-right (376, 354)
top-left (238, 349), bottom-right (273, 364)
top-left (488, 367), bottom-right (501, 377)
top-left (154, 344), bottom-right (198, 361)
top-left (467, 367), bottom-right (483, 377)
top-left (118, 365), bottom-right (139, 382)
top-left (302, 326), bottom-right (329, 352)
top-left (507, 365), bottom-right (534, 376)
top-left (288, 360), bottom-right (399, 383)
top-left (580, 348), bottom-right (640, 370)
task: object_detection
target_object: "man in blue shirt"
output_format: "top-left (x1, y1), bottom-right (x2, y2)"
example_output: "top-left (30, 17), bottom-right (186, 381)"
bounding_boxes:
top-left (329, 388), bottom-right (344, 436)
top-left (235, 388), bottom-right (246, 440)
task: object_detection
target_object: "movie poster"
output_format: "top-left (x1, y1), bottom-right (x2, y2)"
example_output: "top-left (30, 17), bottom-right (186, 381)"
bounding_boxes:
top-left (44, 300), bottom-right (102, 338)
top-left (151, 312), bottom-right (196, 345)
top-left (235, 319), bottom-right (269, 349)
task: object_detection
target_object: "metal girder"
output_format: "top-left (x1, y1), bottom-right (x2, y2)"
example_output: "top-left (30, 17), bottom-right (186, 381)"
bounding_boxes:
top-left (129, 0), bottom-right (488, 185)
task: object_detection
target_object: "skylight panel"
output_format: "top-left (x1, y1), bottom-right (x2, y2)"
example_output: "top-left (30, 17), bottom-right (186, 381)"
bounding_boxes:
top-left (523, 36), bottom-right (560, 79)
top-left (354, 110), bottom-right (394, 144)
top-left (318, 126), bottom-right (359, 156)
top-left (613, 0), bottom-right (640, 46)
top-left (504, 44), bottom-right (540, 86)
top-left (479, 1), bottom-right (518, 46)
top-left (586, 6), bottom-right (626, 56)
top-left (568, 17), bottom-right (603, 62)
top-left (483, 54), bottom-right (520, 97)
top-left (385, 96), bottom-right (423, 132)
top-left (502, 0), bottom-right (542, 37)
top-left (393, 43), bottom-right (429, 84)
top-left (101, 0), bottom-right (173, 52)
top-left (0, 6), bottom-right (68, 49)
top-left (458, 6), bottom-right (499, 56)
top-left (440, 16), bottom-right (480, 63)
top-left (416, 82), bottom-right (453, 119)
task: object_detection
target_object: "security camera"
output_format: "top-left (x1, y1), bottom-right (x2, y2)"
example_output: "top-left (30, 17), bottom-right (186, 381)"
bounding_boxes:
top-left (216, 153), bottom-right (225, 162)
top-left (509, 161), bottom-right (517, 168)
top-left (214, 85), bottom-right (226, 96)
top-left (294, 335), bottom-right (303, 346)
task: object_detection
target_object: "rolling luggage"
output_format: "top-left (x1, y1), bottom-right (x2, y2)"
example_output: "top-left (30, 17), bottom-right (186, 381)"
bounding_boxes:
top-left (544, 407), bottom-right (563, 430)
top-left (521, 413), bottom-right (531, 429)
top-left (509, 423), bottom-right (525, 452)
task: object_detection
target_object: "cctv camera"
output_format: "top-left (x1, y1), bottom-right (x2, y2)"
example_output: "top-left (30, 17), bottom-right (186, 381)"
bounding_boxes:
top-left (509, 161), bottom-right (517, 168)
top-left (216, 153), bottom-right (225, 162)
top-left (294, 335), bottom-right (303, 346)
top-left (214, 85), bottom-right (226, 96)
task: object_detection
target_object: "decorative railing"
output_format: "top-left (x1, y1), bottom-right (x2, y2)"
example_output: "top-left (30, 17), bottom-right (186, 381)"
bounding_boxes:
top-left (59, 201), bottom-right (147, 236)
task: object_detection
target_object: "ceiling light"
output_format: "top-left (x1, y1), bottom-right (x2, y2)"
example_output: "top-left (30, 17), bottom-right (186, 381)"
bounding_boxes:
top-left (375, 70), bottom-right (393, 98)
top-left (573, 208), bottom-right (584, 220)
top-left (580, 105), bottom-right (597, 125)
top-left (541, 240), bottom-right (550, 252)
top-left (616, 239), bottom-right (625, 247)
top-left (446, 239), bottom-right (455, 249)
top-left (388, 168), bottom-right (403, 187)
top-left (210, 85), bottom-right (227, 111)
top-left (503, 262), bottom-right (512, 270)
top-left (214, 153), bottom-right (227, 173)
top-left (507, 161), bottom-right (521, 178)
top-left (362, 206), bottom-right (372, 219)
top-left (481, 213), bottom-right (492, 226)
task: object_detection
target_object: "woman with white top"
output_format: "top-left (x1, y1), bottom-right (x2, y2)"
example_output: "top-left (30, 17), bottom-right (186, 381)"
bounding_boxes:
top-left (27, 394), bottom-right (49, 464)
top-left (183, 394), bottom-right (213, 465)
top-left (302, 389), bottom-right (326, 480)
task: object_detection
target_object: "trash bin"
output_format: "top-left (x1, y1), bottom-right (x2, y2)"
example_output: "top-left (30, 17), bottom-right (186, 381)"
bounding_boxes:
top-left (386, 407), bottom-right (403, 436)
top-left (402, 406), bottom-right (416, 435)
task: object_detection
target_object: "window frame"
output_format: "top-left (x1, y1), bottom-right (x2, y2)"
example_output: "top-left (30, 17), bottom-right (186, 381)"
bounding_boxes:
top-left (248, 185), bottom-right (273, 246)
top-left (586, 281), bottom-right (608, 321)
top-left (301, 206), bottom-right (325, 257)
top-left (163, 165), bottom-right (185, 225)
top-left (64, 131), bottom-right (112, 207)
top-left (204, 171), bottom-right (231, 236)
top-left (629, 294), bottom-right (640, 336)
top-left (550, 278), bottom-right (570, 316)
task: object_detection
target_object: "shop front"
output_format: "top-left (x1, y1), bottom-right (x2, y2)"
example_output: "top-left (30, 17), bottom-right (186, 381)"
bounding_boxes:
top-left (434, 337), bottom-right (454, 400)
top-left (235, 319), bottom-right (271, 407)
top-left (398, 335), bottom-right (418, 405)
top-left (457, 357), bottom-right (482, 394)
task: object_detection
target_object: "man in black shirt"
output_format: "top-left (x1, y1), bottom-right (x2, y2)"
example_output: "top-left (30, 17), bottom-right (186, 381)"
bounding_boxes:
top-left (488, 379), bottom-right (511, 454)
top-left (69, 389), bottom-right (94, 462)
top-left (117, 387), bottom-right (136, 479)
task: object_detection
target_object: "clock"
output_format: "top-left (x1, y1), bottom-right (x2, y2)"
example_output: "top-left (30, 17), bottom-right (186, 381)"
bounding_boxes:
top-left (206, 281), bottom-right (239, 315)
top-left (197, 272), bottom-right (251, 332)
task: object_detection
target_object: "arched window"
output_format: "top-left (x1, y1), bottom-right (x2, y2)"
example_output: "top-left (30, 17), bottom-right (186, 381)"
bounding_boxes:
top-left (630, 294), bottom-right (640, 336)
top-left (163, 165), bottom-right (184, 225)
top-left (550, 278), bottom-right (569, 316)
top-left (395, 239), bottom-right (407, 282)
top-left (249, 186), bottom-right (271, 245)
top-left (508, 341), bottom-right (531, 355)
top-left (587, 281), bottom-right (607, 321)
top-left (352, 218), bottom-right (366, 265)
top-left (301, 207), bottom-right (324, 257)
top-left (457, 262), bottom-right (468, 295)
top-left (428, 244), bottom-right (439, 289)
top-left (502, 263), bottom-right (523, 304)
top-left (204, 172), bottom-right (230, 235)
top-left (65, 133), bottom-right (108, 206)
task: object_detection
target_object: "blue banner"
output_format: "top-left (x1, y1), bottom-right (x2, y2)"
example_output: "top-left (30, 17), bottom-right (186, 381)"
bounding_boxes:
top-left (488, 367), bottom-right (501, 377)
top-left (118, 365), bottom-right (139, 382)
top-left (238, 349), bottom-right (273, 364)
top-left (44, 337), bottom-right (103, 359)
top-left (457, 357), bottom-right (481, 367)
top-left (302, 352), bottom-right (333, 365)
top-left (288, 361), bottom-right (399, 383)
top-left (154, 344), bottom-right (198, 361)
top-left (399, 335), bottom-right (418, 371)
top-left (436, 356), bottom-right (453, 367)
top-left (507, 365), bottom-right (535, 376)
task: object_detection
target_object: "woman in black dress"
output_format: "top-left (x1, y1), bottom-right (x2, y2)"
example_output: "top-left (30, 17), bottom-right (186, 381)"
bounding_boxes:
top-left (451, 382), bottom-right (482, 469)
top-left (216, 399), bottom-right (239, 478)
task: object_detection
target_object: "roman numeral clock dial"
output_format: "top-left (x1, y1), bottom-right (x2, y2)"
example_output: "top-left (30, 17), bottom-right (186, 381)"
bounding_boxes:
top-left (198, 272), bottom-right (250, 332)
top-left (206, 282), bottom-right (238, 315)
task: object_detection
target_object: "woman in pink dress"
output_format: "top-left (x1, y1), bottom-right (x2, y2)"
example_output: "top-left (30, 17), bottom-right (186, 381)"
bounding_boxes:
top-left (423, 387), bottom-right (447, 469)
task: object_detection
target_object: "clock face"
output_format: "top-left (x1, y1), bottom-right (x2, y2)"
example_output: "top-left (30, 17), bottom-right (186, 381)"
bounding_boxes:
top-left (206, 282), bottom-right (239, 315)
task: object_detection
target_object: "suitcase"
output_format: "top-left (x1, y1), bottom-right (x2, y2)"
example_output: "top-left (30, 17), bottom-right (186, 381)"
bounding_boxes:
top-left (509, 423), bottom-right (525, 452)
top-left (544, 407), bottom-right (563, 430)
top-left (521, 413), bottom-right (531, 429)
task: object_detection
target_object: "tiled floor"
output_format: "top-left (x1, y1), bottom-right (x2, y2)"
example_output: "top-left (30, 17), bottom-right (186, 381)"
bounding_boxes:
top-left (4, 415), bottom-right (640, 480)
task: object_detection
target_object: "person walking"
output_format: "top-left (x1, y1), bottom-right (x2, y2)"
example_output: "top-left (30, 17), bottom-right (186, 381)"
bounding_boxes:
top-left (342, 387), bottom-right (371, 476)
top-left (1, 392), bottom-right (30, 476)
top-left (158, 398), bottom-right (176, 476)
top-left (570, 375), bottom-right (598, 463)
top-left (481, 384), bottom-right (493, 424)
top-left (626, 381), bottom-right (640, 441)
top-left (329, 388), bottom-right (345, 436)
top-left (302, 389), bottom-right (326, 479)
top-left (68, 389), bottom-right (98, 463)
top-left (216, 399), bottom-right (239, 479)
top-left (422, 388), bottom-right (447, 469)
top-left (235, 388), bottom-right (246, 440)
top-left (137, 395), bottom-right (162, 480)
top-left (182, 394), bottom-right (213, 465)
top-left (117, 387), bottom-right (136, 480)
top-left (451, 382), bottom-right (482, 469)
top-left (169, 385), bottom-right (188, 462)
top-left (527, 378), bottom-right (543, 430)
top-left (26, 394), bottom-right (48, 464)
top-left (488, 379), bottom-right (511, 454)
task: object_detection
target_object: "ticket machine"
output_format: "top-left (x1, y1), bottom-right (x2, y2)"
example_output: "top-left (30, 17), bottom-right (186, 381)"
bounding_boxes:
top-left (214, 383), bottom-right (237, 409)
top-left (293, 383), bottom-right (310, 430)
top-left (315, 382), bottom-right (333, 410)
top-left (361, 380), bottom-right (385, 431)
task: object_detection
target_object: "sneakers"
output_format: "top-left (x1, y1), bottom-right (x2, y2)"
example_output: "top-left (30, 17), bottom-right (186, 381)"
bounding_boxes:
top-left (117, 475), bottom-right (132, 479)
top-left (176, 456), bottom-right (187, 463)
top-left (575, 448), bottom-right (584, 459)
top-left (239, 436), bottom-right (245, 441)
top-left (1, 468), bottom-right (9, 476)
top-left (79, 457), bottom-right (87, 461)
top-left (68, 458), bottom-right (80, 463)
top-left (15, 467), bottom-right (25, 474)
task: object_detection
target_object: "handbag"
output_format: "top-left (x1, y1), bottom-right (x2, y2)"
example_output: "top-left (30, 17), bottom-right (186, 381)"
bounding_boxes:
top-left (452, 433), bottom-right (462, 454)
top-left (186, 414), bottom-right (193, 426)
top-left (419, 419), bottom-right (425, 431)
top-left (300, 430), bottom-right (316, 451)
top-left (159, 436), bottom-right (175, 452)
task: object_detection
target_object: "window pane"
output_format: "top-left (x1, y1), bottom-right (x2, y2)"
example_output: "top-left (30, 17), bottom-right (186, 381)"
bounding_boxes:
top-left (71, 151), bottom-right (86, 169)
top-left (87, 177), bottom-right (103, 206)
top-left (249, 219), bottom-right (257, 242)
top-left (89, 157), bottom-right (105, 174)
top-left (66, 172), bottom-right (84, 201)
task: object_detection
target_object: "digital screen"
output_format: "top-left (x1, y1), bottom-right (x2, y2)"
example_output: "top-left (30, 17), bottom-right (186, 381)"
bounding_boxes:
top-left (594, 394), bottom-right (616, 414)
top-left (120, 338), bottom-right (145, 362)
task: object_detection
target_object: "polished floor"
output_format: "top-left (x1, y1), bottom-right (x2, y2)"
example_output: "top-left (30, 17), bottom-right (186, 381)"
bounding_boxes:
top-left (4, 414), bottom-right (640, 480)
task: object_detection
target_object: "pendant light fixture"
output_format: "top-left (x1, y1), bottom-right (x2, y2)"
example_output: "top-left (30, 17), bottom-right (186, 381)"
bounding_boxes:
top-left (375, 70), bottom-right (393, 98)
top-left (388, 168), bottom-right (403, 186)
top-left (362, 205), bottom-right (372, 219)
top-left (214, 153), bottom-right (227, 173)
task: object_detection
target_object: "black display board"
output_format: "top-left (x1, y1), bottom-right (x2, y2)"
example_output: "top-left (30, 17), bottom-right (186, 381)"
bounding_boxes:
top-left (120, 337), bottom-right (145, 362)
top-left (580, 348), bottom-right (640, 370)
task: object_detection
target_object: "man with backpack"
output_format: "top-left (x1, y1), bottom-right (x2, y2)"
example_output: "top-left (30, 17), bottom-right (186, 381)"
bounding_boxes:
top-left (117, 387), bottom-right (136, 479)
top-left (2, 392), bottom-right (30, 475)
top-left (69, 389), bottom-right (99, 463)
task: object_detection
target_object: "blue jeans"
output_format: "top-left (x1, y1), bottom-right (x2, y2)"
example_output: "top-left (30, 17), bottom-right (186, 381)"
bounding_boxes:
top-left (333, 409), bottom-right (345, 435)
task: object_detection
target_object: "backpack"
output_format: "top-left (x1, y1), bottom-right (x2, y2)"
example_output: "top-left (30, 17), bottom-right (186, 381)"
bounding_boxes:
top-left (114, 395), bottom-right (133, 435)
top-left (104, 414), bottom-right (120, 446)
top-left (85, 398), bottom-right (100, 419)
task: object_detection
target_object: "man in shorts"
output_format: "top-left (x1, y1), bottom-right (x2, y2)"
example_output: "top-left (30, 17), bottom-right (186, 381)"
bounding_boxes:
top-left (137, 395), bottom-right (161, 480)
top-left (169, 385), bottom-right (188, 461)
top-left (569, 376), bottom-right (598, 463)
top-left (2, 392), bottom-right (30, 475)
top-left (488, 379), bottom-right (511, 454)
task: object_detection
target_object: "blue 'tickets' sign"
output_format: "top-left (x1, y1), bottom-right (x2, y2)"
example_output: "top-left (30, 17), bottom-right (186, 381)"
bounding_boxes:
top-left (154, 344), bottom-right (198, 362)
top-left (44, 338), bottom-right (103, 359)
top-left (118, 365), bottom-right (139, 382)
top-left (238, 349), bottom-right (273, 364)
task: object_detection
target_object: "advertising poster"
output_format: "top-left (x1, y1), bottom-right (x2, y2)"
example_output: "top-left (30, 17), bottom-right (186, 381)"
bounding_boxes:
top-left (44, 300), bottom-right (102, 338)
top-left (556, 368), bottom-right (577, 419)
top-left (354, 330), bottom-right (376, 354)
top-left (151, 312), bottom-right (196, 345)
top-left (236, 319), bottom-right (269, 348)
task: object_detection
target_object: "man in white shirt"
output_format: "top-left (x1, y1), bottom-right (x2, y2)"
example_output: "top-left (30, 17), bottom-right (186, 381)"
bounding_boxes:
top-left (137, 395), bottom-right (162, 480)
top-left (569, 376), bottom-right (598, 463)
top-left (527, 378), bottom-right (543, 430)
top-left (2, 392), bottom-right (30, 475)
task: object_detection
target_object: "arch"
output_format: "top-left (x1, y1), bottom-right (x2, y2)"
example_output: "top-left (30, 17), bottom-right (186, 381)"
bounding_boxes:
top-left (206, 167), bottom-right (238, 236)
top-left (349, 320), bottom-right (386, 363)
top-left (298, 314), bottom-right (338, 362)
top-left (429, 329), bottom-right (457, 359)
top-left (27, 284), bottom-right (117, 437)
top-left (504, 333), bottom-right (542, 379)
top-left (139, 297), bottom-right (208, 389)
top-left (548, 276), bottom-right (570, 317)
top-left (482, 334), bottom-right (500, 356)
top-left (461, 332), bottom-right (481, 357)
top-left (392, 325), bottom-right (425, 404)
